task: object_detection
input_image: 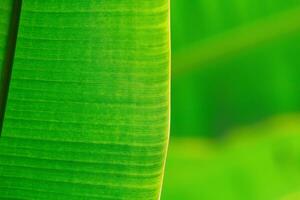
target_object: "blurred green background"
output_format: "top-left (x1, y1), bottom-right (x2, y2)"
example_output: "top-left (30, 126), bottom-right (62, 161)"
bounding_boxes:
top-left (161, 0), bottom-right (300, 199)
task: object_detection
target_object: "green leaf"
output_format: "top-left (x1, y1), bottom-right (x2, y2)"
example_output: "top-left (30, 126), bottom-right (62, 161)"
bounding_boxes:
top-left (0, 0), bottom-right (21, 131)
top-left (172, 5), bottom-right (300, 75)
top-left (0, 0), bottom-right (13, 118)
top-left (0, 0), bottom-right (170, 199)
top-left (170, 0), bottom-right (300, 137)
top-left (162, 115), bottom-right (300, 200)
top-left (0, 0), bottom-right (13, 63)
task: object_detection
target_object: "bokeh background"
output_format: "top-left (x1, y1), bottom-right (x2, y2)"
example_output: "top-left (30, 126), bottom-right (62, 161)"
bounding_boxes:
top-left (161, 0), bottom-right (300, 199)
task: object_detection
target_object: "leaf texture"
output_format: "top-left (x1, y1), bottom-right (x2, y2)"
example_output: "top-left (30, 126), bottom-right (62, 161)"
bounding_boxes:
top-left (0, 0), bottom-right (13, 84)
top-left (0, 0), bottom-right (170, 199)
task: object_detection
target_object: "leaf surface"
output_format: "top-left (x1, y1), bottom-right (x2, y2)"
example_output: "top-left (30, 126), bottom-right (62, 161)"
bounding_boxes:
top-left (0, 1), bottom-right (170, 199)
top-left (0, 1), bottom-right (12, 66)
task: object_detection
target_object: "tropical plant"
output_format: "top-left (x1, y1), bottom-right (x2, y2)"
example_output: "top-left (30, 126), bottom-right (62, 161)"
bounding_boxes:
top-left (171, 0), bottom-right (300, 137)
top-left (162, 115), bottom-right (300, 200)
top-left (161, 0), bottom-right (300, 199)
top-left (0, 0), bottom-right (170, 199)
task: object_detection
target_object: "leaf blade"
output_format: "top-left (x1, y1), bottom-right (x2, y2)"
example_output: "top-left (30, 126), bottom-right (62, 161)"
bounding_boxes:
top-left (0, 0), bottom-right (170, 199)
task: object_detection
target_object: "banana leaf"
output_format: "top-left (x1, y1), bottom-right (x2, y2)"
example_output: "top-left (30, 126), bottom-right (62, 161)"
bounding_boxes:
top-left (162, 115), bottom-right (300, 200)
top-left (171, 0), bottom-right (300, 137)
top-left (0, 0), bottom-right (170, 199)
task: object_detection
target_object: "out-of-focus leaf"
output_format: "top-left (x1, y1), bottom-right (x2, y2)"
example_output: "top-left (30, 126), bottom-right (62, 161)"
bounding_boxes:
top-left (173, 6), bottom-right (300, 75)
top-left (162, 114), bottom-right (300, 200)
top-left (171, 0), bottom-right (300, 137)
